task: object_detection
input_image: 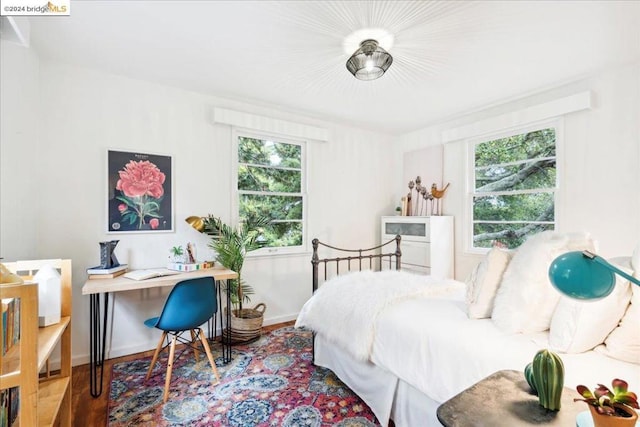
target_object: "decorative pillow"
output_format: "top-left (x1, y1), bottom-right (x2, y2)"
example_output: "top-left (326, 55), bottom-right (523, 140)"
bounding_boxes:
top-left (549, 257), bottom-right (632, 353)
top-left (491, 231), bottom-right (596, 334)
top-left (595, 256), bottom-right (640, 363)
top-left (465, 247), bottom-right (513, 319)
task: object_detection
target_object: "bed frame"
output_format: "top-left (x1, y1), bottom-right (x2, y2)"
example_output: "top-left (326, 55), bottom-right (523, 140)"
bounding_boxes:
top-left (311, 235), bottom-right (402, 292)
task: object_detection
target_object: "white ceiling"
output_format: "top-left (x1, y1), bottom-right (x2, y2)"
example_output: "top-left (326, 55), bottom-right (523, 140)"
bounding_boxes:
top-left (26, 1), bottom-right (640, 134)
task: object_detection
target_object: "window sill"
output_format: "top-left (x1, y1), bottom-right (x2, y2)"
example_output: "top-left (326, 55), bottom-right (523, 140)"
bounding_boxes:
top-left (246, 249), bottom-right (311, 260)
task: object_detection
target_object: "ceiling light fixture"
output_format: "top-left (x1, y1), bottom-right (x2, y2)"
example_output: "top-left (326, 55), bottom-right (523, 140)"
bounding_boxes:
top-left (346, 39), bottom-right (393, 81)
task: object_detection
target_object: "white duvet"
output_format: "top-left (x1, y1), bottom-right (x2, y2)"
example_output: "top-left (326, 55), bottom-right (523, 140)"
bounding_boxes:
top-left (373, 288), bottom-right (640, 403)
top-left (295, 270), bottom-right (462, 361)
top-left (297, 270), bottom-right (640, 406)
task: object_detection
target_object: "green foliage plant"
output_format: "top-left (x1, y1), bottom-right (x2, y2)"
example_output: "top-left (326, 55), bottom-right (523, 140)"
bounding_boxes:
top-left (170, 245), bottom-right (184, 263)
top-left (206, 215), bottom-right (270, 313)
top-left (575, 379), bottom-right (639, 417)
top-left (473, 128), bottom-right (556, 249)
top-left (236, 136), bottom-right (303, 248)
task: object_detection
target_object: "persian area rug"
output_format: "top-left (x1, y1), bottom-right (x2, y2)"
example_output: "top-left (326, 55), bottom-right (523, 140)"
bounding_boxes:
top-left (108, 326), bottom-right (381, 426)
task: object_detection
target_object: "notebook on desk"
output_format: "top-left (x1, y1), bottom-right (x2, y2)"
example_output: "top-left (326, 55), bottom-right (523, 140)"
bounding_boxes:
top-left (123, 269), bottom-right (180, 281)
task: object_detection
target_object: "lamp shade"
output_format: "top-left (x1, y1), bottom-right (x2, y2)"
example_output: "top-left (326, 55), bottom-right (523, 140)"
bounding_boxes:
top-left (549, 251), bottom-right (616, 300)
top-left (185, 216), bottom-right (205, 233)
top-left (346, 39), bottom-right (393, 81)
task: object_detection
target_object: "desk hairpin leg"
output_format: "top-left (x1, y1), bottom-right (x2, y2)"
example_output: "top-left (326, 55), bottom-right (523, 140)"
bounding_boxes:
top-left (207, 283), bottom-right (221, 342)
top-left (207, 279), bottom-right (231, 365)
top-left (89, 292), bottom-right (109, 398)
top-left (223, 278), bottom-right (232, 363)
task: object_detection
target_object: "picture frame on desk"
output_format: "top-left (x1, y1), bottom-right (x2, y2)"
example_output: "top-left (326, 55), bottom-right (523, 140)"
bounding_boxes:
top-left (107, 149), bottom-right (174, 234)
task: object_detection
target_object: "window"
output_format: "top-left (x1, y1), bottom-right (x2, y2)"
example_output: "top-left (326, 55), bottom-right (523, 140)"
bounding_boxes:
top-left (469, 123), bottom-right (558, 250)
top-left (235, 132), bottom-right (306, 254)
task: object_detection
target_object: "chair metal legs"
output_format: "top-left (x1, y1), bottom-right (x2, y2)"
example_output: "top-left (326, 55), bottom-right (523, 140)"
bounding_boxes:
top-left (145, 328), bottom-right (220, 403)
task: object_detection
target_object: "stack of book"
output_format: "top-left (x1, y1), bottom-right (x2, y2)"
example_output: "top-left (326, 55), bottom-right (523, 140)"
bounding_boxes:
top-left (86, 264), bottom-right (128, 279)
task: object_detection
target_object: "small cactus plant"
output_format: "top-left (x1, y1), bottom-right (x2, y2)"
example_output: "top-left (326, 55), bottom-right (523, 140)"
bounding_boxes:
top-left (524, 349), bottom-right (565, 411)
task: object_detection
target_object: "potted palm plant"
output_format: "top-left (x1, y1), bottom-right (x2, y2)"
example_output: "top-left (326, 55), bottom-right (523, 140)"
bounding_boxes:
top-left (575, 379), bottom-right (639, 427)
top-left (204, 215), bottom-right (270, 342)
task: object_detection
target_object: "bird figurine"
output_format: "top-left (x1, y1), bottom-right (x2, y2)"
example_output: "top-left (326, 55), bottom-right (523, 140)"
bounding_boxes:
top-left (431, 183), bottom-right (450, 199)
top-left (431, 183), bottom-right (450, 215)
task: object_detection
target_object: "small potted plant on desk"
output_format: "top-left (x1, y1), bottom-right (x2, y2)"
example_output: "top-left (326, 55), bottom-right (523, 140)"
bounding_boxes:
top-left (204, 214), bottom-right (270, 343)
top-left (575, 379), bottom-right (639, 427)
top-left (170, 245), bottom-right (184, 263)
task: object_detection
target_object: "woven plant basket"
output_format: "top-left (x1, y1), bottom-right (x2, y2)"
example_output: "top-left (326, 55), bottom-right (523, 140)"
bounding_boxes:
top-left (224, 303), bottom-right (266, 343)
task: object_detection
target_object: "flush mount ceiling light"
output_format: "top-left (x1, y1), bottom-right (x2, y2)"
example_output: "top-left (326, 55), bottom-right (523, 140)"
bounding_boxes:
top-left (346, 39), bottom-right (393, 81)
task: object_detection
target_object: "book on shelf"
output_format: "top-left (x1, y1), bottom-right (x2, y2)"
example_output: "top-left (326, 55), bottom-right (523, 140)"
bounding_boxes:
top-left (86, 264), bottom-right (128, 275)
top-left (1, 298), bottom-right (20, 356)
top-left (87, 269), bottom-right (126, 280)
top-left (0, 386), bottom-right (19, 427)
top-left (123, 269), bottom-right (180, 281)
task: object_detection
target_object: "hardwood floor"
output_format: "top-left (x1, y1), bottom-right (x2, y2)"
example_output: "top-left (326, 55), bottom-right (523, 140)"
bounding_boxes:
top-left (71, 321), bottom-right (294, 427)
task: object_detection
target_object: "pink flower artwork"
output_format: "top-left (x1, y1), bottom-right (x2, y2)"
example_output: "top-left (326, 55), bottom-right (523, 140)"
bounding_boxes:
top-left (116, 160), bottom-right (165, 199)
top-left (112, 156), bottom-right (169, 231)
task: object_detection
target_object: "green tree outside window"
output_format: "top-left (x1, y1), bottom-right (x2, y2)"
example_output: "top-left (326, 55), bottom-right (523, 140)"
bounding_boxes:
top-left (237, 136), bottom-right (305, 249)
top-left (472, 127), bottom-right (557, 249)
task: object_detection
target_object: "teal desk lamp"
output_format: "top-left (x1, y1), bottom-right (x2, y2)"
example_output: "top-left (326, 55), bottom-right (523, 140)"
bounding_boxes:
top-left (549, 250), bottom-right (640, 300)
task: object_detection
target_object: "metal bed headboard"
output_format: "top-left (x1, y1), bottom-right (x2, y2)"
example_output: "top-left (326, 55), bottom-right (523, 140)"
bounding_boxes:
top-left (311, 235), bottom-right (402, 292)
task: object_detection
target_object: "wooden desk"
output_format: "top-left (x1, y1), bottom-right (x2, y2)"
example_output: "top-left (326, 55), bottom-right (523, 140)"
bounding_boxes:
top-left (437, 370), bottom-right (585, 426)
top-left (82, 267), bottom-right (238, 398)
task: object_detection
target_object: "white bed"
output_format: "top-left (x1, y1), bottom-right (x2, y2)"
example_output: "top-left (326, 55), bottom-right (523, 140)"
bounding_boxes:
top-left (297, 235), bottom-right (640, 427)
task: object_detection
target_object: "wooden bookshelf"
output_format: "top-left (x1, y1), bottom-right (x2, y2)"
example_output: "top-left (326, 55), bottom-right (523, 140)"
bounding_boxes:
top-left (1, 259), bottom-right (72, 427)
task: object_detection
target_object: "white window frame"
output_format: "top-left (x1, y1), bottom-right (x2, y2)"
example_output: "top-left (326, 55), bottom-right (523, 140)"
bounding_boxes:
top-left (231, 128), bottom-right (308, 257)
top-left (464, 118), bottom-right (563, 253)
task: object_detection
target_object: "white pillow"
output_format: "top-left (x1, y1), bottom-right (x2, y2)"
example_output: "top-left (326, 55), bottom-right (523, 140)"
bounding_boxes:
top-left (491, 231), bottom-right (596, 334)
top-left (466, 247), bottom-right (513, 319)
top-left (595, 257), bottom-right (640, 363)
top-left (549, 257), bottom-right (632, 353)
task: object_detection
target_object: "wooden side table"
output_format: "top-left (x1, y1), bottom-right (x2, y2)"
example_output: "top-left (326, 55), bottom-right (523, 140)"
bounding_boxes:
top-left (437, 369), bottom-right (585, 426)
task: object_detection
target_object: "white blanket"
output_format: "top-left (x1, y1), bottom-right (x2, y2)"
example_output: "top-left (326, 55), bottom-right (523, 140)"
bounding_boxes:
top-left (315, 287), bottom-right (640, 426)
top-left (295, 270), bottom-right (462, 361)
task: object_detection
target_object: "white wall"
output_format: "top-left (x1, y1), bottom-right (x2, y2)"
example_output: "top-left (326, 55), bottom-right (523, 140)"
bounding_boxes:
top-left (0, 41), bottom-right (40, 259)
top-left (0, 48), bottom-right (396, 364)
top-left (395, 62), bottom-right (640, 281)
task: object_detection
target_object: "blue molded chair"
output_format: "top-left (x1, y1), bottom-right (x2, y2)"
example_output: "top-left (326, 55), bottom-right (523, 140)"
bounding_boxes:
top-left (144, 276), bottom-right (220, 402)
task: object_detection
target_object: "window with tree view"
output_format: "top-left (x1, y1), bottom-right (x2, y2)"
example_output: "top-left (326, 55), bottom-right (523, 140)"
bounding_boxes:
top-left (237, 135), bottom-right (305, 251)
top-left (471, 126), bottom-right (557, 249)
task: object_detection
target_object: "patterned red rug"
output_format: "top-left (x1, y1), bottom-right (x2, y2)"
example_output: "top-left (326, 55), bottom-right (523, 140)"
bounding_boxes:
top-left (108, 326), bottom-right (380, 426)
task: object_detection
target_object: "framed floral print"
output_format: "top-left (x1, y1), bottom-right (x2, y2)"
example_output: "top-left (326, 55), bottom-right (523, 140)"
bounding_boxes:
top-left (107, 150), bottom-right (173, 233)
